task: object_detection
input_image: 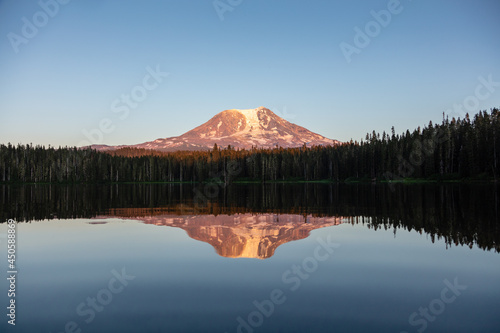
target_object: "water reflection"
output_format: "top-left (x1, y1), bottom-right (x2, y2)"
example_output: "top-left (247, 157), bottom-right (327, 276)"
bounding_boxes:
top-left (1, 183), bottom-right (498, 333)
top-left (1, 183), bottom-right (499, 252)
top-left (100, 209), bottom-right (344, 259)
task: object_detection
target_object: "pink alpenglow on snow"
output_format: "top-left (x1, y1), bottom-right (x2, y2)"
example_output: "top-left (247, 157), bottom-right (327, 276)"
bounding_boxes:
top-left (90, 107), bottom-right (340, 152)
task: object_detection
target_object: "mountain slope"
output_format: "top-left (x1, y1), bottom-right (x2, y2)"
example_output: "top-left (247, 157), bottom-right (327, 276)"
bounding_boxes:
top-left (92, 106), bottom-right (339, 151)
top-left (97, 211), bottom-right (344, 259)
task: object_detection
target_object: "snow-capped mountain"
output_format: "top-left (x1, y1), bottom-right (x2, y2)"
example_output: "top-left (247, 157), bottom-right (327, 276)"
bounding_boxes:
top-left (97, 210), bottom-right (344, 259)
top-left (91, 107), bottom-right (339, 151)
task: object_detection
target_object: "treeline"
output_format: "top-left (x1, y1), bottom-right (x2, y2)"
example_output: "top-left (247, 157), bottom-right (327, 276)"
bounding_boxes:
top-left (1, 183), bottom-right (498, 252)
top-left (0, 108), bottom-right (498, 183)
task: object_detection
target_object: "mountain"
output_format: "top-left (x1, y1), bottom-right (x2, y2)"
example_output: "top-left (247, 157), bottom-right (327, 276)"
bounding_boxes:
top-left (91, 107), bottom-right (339, 152)
top-left (96, 210), bottom-right (344, 259)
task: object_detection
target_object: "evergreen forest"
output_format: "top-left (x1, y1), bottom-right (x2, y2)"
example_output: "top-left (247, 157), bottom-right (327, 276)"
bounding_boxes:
top-left (1, 109), bottom-right (498, 184)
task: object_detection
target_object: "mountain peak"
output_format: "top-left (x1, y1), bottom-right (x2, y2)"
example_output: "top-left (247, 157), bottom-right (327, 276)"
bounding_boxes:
top-left (91, 106), bottom-right (340, 152)
top-left (99, 211), bottom-right (344, 259)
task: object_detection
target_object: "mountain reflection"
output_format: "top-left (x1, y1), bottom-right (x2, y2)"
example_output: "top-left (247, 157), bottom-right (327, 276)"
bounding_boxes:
top-left (1, 183), bottom-right (498, 253)
top-left (100, 209), bottom-right (343, 259)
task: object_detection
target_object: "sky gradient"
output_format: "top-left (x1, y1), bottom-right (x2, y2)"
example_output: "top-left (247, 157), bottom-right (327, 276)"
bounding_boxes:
top-left (1, 0), bottom-right (499, 147)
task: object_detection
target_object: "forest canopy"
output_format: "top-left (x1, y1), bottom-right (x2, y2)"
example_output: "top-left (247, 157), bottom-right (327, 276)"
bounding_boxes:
top-left (1, 108), bottom-right (498, 183)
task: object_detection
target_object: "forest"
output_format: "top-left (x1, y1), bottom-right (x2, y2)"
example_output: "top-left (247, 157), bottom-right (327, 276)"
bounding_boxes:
top-left (0, 183), bottom-right (498, 252)
top-left (0, 108), bottom-right (498, 184)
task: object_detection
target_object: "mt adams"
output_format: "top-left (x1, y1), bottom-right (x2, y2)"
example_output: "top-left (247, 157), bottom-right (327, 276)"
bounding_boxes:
top-left (93, 107), bottom-right (339, 151)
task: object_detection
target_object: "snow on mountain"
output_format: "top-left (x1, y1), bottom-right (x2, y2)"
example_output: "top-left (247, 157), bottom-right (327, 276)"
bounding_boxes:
top-left (97, 210), bottom-right (344, 259)
top-left (90, 107), bottom-right (340, 152)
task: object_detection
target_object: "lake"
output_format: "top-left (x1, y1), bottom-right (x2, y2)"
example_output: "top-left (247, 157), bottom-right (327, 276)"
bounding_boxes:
top-left (0, 183), bottom-right (499, 332)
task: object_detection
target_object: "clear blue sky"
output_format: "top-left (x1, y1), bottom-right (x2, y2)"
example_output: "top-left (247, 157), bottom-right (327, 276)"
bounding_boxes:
top-left (1, 0), bottom-right (499, 147)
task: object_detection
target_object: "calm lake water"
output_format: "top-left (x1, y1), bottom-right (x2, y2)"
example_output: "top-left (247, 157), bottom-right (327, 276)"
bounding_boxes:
top-left (0, 183), bottom-right (499, 333)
